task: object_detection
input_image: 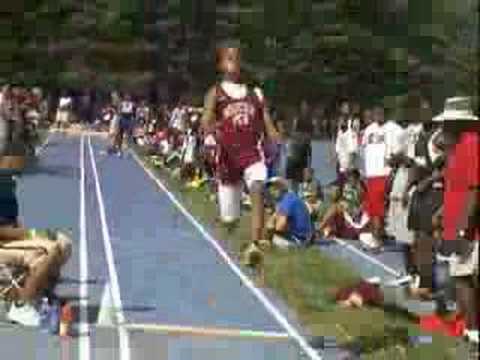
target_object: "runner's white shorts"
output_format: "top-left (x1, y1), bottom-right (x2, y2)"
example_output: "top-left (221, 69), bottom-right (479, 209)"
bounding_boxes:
top-left (217, 161), bottom-right (267, 223)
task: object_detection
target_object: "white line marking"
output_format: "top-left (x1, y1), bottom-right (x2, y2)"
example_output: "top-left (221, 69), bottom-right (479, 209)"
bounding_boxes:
top-left (79, 135), bottom-right (91, 360)
top-left (123, 323), bottom-right (290, 340)
top-left (130, 150), bottom-right (322, 360)
top-left (332, 237), bottom-right (401, 277)
top-left (88, 136), bottom-right (131, 360)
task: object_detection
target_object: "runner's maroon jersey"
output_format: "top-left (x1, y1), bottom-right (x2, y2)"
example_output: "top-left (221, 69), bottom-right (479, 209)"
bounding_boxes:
top-left (215, 84), bottom-right (265, 182)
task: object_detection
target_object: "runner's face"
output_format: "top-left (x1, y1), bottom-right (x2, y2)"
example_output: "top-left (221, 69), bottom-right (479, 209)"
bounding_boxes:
top-left (218, 48), bottom-right (241, 81)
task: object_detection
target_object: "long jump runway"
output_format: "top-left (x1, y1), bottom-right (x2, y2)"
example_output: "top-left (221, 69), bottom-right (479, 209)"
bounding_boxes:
top-left (7, 132), bottom-right (326, 360)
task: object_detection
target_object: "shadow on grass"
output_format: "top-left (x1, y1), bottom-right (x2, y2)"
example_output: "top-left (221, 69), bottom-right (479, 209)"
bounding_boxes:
top-left (341, 324), bottom-right (411, 356)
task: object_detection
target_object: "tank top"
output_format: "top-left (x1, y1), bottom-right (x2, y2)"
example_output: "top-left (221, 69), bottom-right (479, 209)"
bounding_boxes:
top-left (215, 84), bottom-right (264, 171)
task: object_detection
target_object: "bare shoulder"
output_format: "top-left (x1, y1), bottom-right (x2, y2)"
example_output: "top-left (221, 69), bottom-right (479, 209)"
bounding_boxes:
top-left (253, 87), bottom-right (264, 102)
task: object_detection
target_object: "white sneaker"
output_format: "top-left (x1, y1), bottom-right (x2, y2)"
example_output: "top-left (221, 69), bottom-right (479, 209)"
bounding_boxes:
top-left (7, 302), bottom-right (41, 327)
top-left (465, 329), bottom-right (479, 344)
top-left (386, 275), bottom-right (413, 287)
top-left (359, 233), bottom-right (380, 249)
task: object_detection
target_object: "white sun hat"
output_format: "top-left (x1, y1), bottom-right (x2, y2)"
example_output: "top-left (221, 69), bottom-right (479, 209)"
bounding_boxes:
top-left (433, 97), bottom-right (479, 122)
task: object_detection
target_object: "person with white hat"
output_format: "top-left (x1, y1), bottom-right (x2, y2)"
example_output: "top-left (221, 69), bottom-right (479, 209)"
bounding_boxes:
top-left (437, 96), bottom-right (479, 344)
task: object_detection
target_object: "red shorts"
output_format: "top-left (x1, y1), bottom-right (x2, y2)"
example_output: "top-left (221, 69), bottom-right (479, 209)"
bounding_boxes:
top-left (364, 176), bottom-right (387, 219)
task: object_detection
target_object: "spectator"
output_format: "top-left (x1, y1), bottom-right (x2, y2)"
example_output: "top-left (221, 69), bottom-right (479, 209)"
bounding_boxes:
top-left (298, 168), bottom-right (323, 224)
top-left (266, 177), bottom-right (314, 249)
top-left (437, 97), bottom-right (479, 344)
top-left (405, 105), bottom-right (445, 299)
top-left (55, 90), bottom-right (72, 130)
top-left (359, 105), bottom-right (390, 249)
top-left (317, 170), bottom-right (369, 240)
top-left (286, 100), bottom-right (313, 192)
top-left (335, 116), bottom-right (358, 186)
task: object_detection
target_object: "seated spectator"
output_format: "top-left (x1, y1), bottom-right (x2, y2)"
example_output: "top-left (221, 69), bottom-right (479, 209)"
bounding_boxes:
top-left (0, 226), bottom-right (72, 326)
top-left (298, 168), bottom-right (323, 201)
top-left (265, 177), bottom-right (314, 249)
top-left (0, 130), bottom-right (72, 326)
top-left (298, 168), bottom-right (324, 222)
top-left (317, 170), bottom-right (369, 240)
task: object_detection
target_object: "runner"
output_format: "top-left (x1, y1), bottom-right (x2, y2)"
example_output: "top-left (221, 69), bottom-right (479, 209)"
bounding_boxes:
top-left (116, 93), bottom-right (135, 156)
top-left (201, 41), bottom-right (279, 249)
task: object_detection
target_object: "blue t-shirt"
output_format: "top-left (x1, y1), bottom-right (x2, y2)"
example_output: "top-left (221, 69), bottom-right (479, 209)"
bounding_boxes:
top-left (276, 191), bottom-right (313, 242)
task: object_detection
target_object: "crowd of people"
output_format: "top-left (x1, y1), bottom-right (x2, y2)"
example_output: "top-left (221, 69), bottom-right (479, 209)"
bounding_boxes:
top-left (0, 43), bottom-right (477, 346)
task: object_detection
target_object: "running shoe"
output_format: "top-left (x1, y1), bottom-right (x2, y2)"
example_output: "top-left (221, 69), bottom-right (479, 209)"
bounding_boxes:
top-left (464, 329), bottom-right (479, 344)
top-left (385, 275), bottom-right (414, 287)
top-left (7, 302), bottom-right (41, 327)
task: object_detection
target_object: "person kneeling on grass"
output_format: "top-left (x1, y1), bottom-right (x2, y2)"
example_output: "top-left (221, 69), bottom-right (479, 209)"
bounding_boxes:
top-left (0, 226), bottom-right (72, 326)
top-left (265, 177), bottom-right (314, 249)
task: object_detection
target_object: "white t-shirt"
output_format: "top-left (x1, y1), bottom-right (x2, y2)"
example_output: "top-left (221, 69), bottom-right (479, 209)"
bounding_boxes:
top-left (120, 101), bottom-right (134, 115)
top-left (384, 120), bottom-right (406, 159)
top-left (59, 97), bottom-right (72, 110)
top-left (405, 123), bottom-right (424, 165)
top-left (335, 128), bottom-right (357, 172)
top-left (361, 122), bottom-right (388, 178)
top-left (169, 107), bottom-right (187, 131)
top-left (362, 120), bottom-right (407, 176)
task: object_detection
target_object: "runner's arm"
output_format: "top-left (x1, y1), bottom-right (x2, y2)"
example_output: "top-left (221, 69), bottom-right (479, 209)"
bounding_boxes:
top-left (200, 87), bottom-right (216, 133)
top-left (263, 108), bottom-right (280, 142)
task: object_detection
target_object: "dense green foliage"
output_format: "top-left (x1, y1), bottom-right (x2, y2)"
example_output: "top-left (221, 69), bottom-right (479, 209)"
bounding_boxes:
top-left (0, 0), bottom-right (477, 109)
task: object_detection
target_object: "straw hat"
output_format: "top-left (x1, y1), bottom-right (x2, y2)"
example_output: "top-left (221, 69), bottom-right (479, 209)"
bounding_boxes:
top-left (433, 97), bottom-right (479, 122)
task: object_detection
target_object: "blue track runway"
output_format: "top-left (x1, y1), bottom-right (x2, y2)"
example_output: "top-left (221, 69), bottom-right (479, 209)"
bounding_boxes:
top-left (10, 132), bottom-right (322, 360)
top-left (3, 132), bottom-right (426, 359)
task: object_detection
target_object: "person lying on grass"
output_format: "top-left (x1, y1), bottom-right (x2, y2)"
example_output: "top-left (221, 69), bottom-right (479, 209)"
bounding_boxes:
top-left (328, 276), bottom-right (384, 308)
top-left (265, 176), bottom-right (314, 249)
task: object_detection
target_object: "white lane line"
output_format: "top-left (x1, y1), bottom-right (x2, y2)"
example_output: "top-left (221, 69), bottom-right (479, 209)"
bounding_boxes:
top-left (124, 323), bottom-right (290, 340)
top-left (131, 150), bottom-right (322, 360)
top-left (87, 136), bottom-right (131, 360)
top-left (332, 237), bottom-right (401, 277)
top-left (79, 135), bottom-right (91, 360)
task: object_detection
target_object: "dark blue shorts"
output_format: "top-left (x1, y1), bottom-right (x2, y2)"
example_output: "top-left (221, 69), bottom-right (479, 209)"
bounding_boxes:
top-left (0, 199), bottom-right (19, 225)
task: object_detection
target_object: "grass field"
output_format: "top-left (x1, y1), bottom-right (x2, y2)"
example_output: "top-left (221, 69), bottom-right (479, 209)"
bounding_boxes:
top-left (133, 146), bottom-right (465, 359)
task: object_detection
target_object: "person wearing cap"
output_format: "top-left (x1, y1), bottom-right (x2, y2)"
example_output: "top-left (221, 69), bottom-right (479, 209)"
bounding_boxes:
top-left (400, 96), bottom-right (445, 299)
top-left (266, 177), bottom-right (314, 249)
top-left (436, 96), bottom-right (479, 344)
